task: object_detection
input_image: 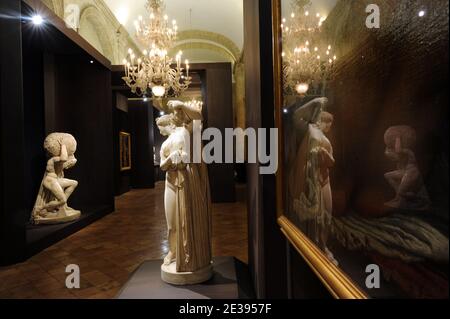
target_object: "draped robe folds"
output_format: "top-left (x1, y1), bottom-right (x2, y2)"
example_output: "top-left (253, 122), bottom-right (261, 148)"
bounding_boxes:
top-left (288, 124), bottom-right (332, 224)
top-left (173, 162), bottom-right (212, 272)
top-left (162, 127), bottom-right (212, 273)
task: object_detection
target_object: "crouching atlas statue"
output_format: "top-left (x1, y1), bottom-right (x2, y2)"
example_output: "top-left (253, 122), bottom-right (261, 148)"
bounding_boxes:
top-left (32, 133), bottom-right (81, 225)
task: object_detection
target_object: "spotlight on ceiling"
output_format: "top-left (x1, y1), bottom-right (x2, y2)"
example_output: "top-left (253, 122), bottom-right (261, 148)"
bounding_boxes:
top-left (418, 10), bottom-right (426, 17)
top-left (31, 15), bottom-right (44, 25)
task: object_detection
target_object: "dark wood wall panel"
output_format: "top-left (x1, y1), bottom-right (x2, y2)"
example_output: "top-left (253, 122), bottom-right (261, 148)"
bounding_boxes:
top-left (289, 245), bottom-right (333, 298)
top-left (50, 55), bottom-right (114, 210)
top-left (243, 0), bottom-right (264, 297)
top-left (202, 64), bottom-right (236, 203)
top-left (22, 31), bottom-right (46, 214)
top-left (0, 0), bottom-right (27, 265)
top-left (243, 0), bottom-right (287, 298)
top-left (113, 100), bottom-right (131, 195)
top-left (129, 100), bottom-right (155, 189)
top-left (153, 108), bottom-right (166, 182)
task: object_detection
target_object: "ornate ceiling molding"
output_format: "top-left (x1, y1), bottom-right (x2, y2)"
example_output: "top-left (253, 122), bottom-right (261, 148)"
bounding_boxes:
top-left (169, 41), bottom-right (236, 63)
top-left (176, 30), bottom-right (241, 62)
top-left (79, 5), bottom-right (115, 60)
top-left (40, 0), bottom-right (140, 64)
top-left (90, 0), bottom-right (141, 54)
top-left (52, 0), bottom-right (64, 17)
top-left (42, 0), bottom-right (63, 17)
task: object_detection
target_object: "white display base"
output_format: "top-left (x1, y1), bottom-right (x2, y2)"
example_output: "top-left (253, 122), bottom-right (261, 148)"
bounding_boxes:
top-left (161, 262), bottom-right (213, 286)
top-left (34, 209), bottom-right (81, 225)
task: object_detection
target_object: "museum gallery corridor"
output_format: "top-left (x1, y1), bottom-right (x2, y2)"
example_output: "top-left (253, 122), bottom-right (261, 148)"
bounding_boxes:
top-left (0, 183), bottom-right (248, 299)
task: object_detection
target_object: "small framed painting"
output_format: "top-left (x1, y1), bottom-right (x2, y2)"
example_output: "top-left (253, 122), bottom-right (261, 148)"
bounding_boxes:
top-left (120, 131), bottom-right (131, 171)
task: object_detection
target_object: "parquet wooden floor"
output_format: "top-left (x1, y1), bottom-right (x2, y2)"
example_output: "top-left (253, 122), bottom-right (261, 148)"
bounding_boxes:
top-left (0, 182), bottom-right (248, 299)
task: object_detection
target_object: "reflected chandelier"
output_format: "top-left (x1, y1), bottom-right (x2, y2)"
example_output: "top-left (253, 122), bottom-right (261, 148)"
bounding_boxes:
top-left (282, 0), bottom-right (337, 96)
top-left (122, 0), bottom-right (191, 98)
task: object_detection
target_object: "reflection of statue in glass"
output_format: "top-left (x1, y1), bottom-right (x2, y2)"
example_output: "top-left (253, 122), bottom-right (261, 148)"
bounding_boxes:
top-left (287, 97), bottom-right (337, 265)
top-left (314, 111), bottom-right (336, 262)
top-left (384, 126), bottom-right (430, 211)
top-left (333, 125), bottom-right (448, 287)
top-left (156, 101), bottom-right (212, 285)
top-left (32, 133), bottom-right (81, 225)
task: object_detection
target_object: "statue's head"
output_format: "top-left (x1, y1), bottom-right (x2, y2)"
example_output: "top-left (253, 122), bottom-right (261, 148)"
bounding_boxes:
top-left (384, 125), bottom-right (416, 159)
top-left (172, 108), bottom-right (189, 126)
top-left (318, 111), bottom-right (334, 133)
top-left (156, 114), bottom-right (177, 136)
top-left (44, 133), bottom-right (77, 158)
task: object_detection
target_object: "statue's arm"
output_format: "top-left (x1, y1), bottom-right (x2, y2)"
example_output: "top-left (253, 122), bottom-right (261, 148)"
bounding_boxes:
top-left (180, 103), bottom-right (203, 121)
top-left (59, 143), bottom-right (68, 162)
top-left (153, 98), bottom-right (169, 113)
top-left (161, 134), bottom-right (189, 171)
top-left (160, 154), bottom-right (173, 171)
top-left (46, 157), bottom-right (59, 173)
top-left (168, 100), bottom-right (203, 121)
top-left (160, 145), bottom-right (182, 171)
top-left (160, 147), bottom-right (172, 171)
top-left (320, 147), bottom-right (335, 168)
top-left (160, 151), bottom-right (188, 171)
top-left (293, 97), bottom-right (327, 126)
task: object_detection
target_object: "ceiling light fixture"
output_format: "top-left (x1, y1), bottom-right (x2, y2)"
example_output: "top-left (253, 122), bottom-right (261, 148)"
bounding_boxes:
top-left (281, 0), bottom-right (337, 96)
top-left (122, 0), bottom-right (191, 98)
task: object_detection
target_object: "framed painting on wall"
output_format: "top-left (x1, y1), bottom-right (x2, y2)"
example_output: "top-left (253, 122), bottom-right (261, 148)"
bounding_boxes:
top-left (273, 0), bottom-right (449, 299)
top-left (120, 131), bottom-right (131, 171)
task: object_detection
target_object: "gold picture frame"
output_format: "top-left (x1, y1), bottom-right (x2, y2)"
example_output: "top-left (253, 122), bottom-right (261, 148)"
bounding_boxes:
top-left (120, 132), bottom-right (131, 171)
top-left (271, 0), bottom-right (367, 299)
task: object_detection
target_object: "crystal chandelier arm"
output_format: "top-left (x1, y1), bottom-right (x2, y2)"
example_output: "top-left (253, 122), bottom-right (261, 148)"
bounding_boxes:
top-left (122, 0), bottom-right (190, 98)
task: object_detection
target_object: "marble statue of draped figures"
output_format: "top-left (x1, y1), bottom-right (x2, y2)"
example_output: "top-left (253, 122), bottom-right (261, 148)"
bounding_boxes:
top-left (287, 97), bottom-right (337, 264)
top-left (156, 100), bottom-right (213, 285)
top-left (32, 133), bottom-right (81, 225)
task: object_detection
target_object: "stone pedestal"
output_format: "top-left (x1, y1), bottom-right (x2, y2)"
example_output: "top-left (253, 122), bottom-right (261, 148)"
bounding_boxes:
top-left (161, 262), bottom-right (213, 286)
top-left (34, 207), bottom-right (81, 225)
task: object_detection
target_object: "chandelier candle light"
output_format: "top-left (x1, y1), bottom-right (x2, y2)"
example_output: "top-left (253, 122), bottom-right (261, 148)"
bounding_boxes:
top-left (281, 0), bottom-right (337, 97)
top-left (122, 0), bottom-right (191, 98)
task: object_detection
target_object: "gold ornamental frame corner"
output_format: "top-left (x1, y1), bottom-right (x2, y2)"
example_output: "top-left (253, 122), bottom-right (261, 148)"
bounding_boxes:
top-left (271, 0), bottom-right (368, 300)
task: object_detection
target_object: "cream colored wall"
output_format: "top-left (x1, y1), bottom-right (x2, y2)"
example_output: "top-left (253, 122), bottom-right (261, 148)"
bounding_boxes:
top-left (79, 19), bottom-right (104, 55)
top-left (41, 0), bottom-right (139, 64)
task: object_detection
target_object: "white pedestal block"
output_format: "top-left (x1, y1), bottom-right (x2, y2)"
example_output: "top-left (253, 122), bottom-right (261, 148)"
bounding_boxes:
top-left (161, 262), bottom-right (213, 286)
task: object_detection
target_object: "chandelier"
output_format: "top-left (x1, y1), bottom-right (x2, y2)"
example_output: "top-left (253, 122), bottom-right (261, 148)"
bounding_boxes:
top-left (122, 0), bottom-right (191, 98)
top-left (282, 0), bottom-right (336, 96)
